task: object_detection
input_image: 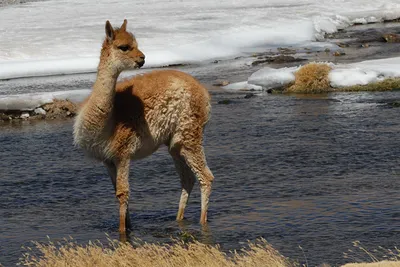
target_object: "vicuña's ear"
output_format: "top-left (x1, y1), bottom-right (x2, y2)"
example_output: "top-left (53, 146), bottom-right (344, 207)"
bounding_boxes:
top-left (120, 19), bottom-right (127, 31)
top-left (105, 20), bottom-right (115, 43)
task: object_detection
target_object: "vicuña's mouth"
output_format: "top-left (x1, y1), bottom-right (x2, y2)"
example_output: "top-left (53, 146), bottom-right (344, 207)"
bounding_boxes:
top-left (137, 60), bottom-right (145, 68)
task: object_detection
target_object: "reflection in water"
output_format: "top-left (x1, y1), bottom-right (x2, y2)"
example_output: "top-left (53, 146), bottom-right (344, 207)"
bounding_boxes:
top-left (0, 91), bottom-right (399, 266)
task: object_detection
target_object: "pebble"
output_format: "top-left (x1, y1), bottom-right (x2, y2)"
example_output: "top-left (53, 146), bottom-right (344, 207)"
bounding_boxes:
top-left (34, 107), bottom-right (46, 115)
top-left (20, 113), bottom-right (30, 119)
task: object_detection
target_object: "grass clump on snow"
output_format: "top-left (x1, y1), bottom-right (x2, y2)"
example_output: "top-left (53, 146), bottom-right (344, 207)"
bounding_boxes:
top-left (283, 63), bottom-right (400, 94)
top-left (286, 63), bottom-right (332, 93)
top-left (18, 237), bottom-right (292, 267)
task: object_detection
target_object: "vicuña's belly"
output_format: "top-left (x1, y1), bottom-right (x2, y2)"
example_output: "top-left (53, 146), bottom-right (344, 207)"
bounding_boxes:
top-left (130, 137), bottom-right (162, 160)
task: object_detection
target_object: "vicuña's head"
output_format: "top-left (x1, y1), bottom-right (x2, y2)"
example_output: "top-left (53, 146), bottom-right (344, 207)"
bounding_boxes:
top-left (101, 19), bottom-right (145, 72)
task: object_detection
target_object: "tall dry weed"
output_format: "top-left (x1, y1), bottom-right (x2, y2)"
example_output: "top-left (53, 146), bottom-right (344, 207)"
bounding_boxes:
top-left (18, 237), bottom-right (292, 267)
top-left (342, 241), bottom-right (400, 267)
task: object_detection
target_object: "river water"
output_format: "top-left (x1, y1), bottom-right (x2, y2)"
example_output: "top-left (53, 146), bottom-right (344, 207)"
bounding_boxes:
top-left (0, 86), bottom-right (399, 266)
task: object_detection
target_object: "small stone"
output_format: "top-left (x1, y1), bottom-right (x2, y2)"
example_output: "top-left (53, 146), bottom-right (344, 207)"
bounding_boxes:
top-left (361, 43), bottom-right (369, 48)
top-left (333, 51), bottom-right (346, 56)
top-left (383, 33), bottom-right (400, 43)
top-left (324, 48), bottom-right (331, 52)
top-left (337, 43), bottom-right (349, 48)
top-left (66, 111), bottom-right (71, 116)
top-left (252, 55), bottom-right (306, 66)
top-left (212, 60), bottom-right (220, 64)
top-left (213, 80), bottom-right (230, 86)
top-left (20, 113), bottom-right (30, 119)
top-left (34, 107), bottom-right (46, 115)
top-left (217, 99), bottom-right (233, 105)
top-left (0, 114), bottom-right (10, 121)
top-left (244, 93), bottom-right (255, 99)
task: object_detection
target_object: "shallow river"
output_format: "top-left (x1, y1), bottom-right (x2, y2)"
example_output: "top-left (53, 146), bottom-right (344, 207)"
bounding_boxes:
top-left (0, 89), bottom-right (399, 266)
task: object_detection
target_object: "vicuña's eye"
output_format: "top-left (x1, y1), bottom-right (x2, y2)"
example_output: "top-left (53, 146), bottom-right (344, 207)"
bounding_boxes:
top-left (118, 45), bottom-right (130, 52)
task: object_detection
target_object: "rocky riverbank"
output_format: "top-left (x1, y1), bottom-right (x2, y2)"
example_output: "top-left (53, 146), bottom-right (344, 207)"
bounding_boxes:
top-left (0, 99), bottom-right (77, 123)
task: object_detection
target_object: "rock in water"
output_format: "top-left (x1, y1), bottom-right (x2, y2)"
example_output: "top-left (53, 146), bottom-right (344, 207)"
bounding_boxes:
top-left (383, 33), bottom-right (400, 43)
top-left (213, 80), bottom-right (230, 86)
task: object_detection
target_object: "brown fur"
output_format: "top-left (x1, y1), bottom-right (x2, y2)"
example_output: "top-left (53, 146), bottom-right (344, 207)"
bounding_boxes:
top-left (73, 20), bottom-right (214, 233)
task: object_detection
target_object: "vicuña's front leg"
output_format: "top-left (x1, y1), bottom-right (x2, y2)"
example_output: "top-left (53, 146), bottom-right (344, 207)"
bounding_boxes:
top-left (115, 159), bottom-right (131, 233)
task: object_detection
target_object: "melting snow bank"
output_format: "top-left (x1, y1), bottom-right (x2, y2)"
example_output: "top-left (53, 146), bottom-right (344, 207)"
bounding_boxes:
top-left (0, 90), bottom-right (90, 111)
top-left (313, 7), bottom-right (400, 40)
top-left (0, 89), bottom-right (90, 122)
top-left (223, 57), bottom-right (400, 92)
top-left (330, 57), bottom-right (400, 87)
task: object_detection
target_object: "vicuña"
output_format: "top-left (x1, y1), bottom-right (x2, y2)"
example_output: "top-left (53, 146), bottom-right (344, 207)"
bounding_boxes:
top-left (73, 20), bottom-right (214, 233)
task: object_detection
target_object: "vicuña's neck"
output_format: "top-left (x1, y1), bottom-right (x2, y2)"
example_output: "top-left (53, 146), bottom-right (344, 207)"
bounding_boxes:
top-left (90, 56), bottom-right (120, 114)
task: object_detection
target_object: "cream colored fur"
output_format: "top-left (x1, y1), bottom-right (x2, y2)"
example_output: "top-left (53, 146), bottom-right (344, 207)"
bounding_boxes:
top-left (73, 20), bottom-right (214, 233)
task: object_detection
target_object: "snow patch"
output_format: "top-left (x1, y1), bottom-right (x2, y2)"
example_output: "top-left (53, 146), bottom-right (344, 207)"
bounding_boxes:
top-left (329, 68), bottom-right (380, 87)
top-left (330, 57), bottom-right (400, 87)
top-left (248, 67), bottom-right (298, 89)
top-left (0, 90), bottom-right (90, 111)
top-left (222, 81), bottom-right (262, 91)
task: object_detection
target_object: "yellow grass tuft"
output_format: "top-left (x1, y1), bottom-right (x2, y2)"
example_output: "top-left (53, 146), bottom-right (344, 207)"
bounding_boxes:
top-left (19, 238), bottom-right (292, 267)
top-left (286, 63), bottom-right (332, 93)
top-left (283, 63), bottom-right (400, 94)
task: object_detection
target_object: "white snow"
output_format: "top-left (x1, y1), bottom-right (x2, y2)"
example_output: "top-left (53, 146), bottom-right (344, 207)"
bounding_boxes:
top-left (0, 89), bottom-right (90, 111)
top-left (329, 68), bottom-right (380, 87)
top-left (1, 0), bottom-right (400, 80)
top-left (330, 57), bottom-right (400, 87)
top-left (248, 67), bottom-right (298, 89)
top-left (222, 81), bottom-right (262, 91)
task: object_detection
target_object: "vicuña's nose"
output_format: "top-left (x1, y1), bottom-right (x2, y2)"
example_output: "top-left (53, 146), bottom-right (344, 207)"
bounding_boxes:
top-left (138, 57), bottom-right (145, 68)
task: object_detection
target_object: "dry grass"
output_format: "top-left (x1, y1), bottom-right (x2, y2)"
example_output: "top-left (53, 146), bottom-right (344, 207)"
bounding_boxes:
top-left (342, 262), bottom-right (400, 267)
top-left (341, 241), bottom-right (400, 267)
top-left (286, 63), bottom-right (332, 93)
top-left (42, 99), bottom-right (78, 119)
top-left (18, 238), bottom-right (292, 267)
top-left (338, 78), bottom-right (400, 92)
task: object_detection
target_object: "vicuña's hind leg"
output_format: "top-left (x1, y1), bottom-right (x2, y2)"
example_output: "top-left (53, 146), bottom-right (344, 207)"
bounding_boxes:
top-left (105, 160), bottom-right (131, 233)
top-left (169, 148), bottom-right (196, 221)
top-left (180, 145), bottom-right (214, 225)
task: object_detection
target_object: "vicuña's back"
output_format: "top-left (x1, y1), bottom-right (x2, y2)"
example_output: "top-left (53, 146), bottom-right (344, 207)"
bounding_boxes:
top-left (111, 70), bottom-right (211, 160)
top-left (73, 20), bottom-right (214, 234)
